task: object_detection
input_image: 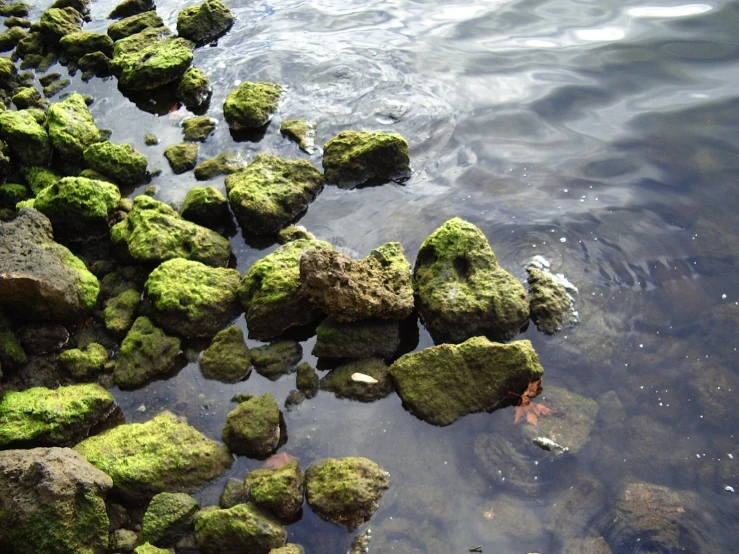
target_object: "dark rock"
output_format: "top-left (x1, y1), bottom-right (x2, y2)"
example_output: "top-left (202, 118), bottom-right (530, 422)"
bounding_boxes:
top-left (164, 142), bottom-right (198, 174)
top-left (180, 185), bottom-right (229, 228)
top-left (109, 0), bottom-right (155, 20)
top-left (320, 358), bottom-right (392, 402)
top-left (222, 393), bottom-right (281, 458)
top-left (313, 317), bottom-right (399, 359)
top-left (113, 316), bottom-right (180, 389)
top-left (295, 362), bottom-right (318, 398)
top-left (200, 324), bottom-right (250, 383)
top-left (251, 340), bottom-right (302, 381)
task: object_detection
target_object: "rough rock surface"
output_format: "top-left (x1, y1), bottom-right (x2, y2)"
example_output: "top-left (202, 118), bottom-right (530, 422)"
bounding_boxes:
top-left (138, 492), bottom-right (199, 547)
top-left (250, 340), bottom-right (302, 381)
top-left (223, 81), bottom-right (281, 130)
top-left (164, 142), bottom-right (198, 174)
top-left (177, 66), bottom-right (211, 109)
top-left (222, 393), bottom-right (281, 458)
top-left (56, 342), bottom-right (109, 380)
top-left (194, 503), bottom-right (286, 554)
top-left (194, 151), bottom-right (246, 180)
top-left (280, 119), bottom-right (314, 153)
top-left (245, 460), bottom-right (304, 520)
top-left (320, 358), bottom-right (393, 402)
top-left (322, 131), bottom-right (410, 188)
top-left (182, 116), bottom-right (216, 142)
top-left (313, 317), bottom-right (399, 359)
top-left (102, 288), bottom-right (141, 335)
top-left (176, 0), bottom-right (235, 45)
top-left (200, 324), bottom-right (251, 383)
top-left (113, 316), bottom-right (181, 389)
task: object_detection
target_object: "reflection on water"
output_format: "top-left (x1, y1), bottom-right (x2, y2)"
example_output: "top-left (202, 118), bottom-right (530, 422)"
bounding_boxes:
top-left (30, 0), bottom-right (739, 551)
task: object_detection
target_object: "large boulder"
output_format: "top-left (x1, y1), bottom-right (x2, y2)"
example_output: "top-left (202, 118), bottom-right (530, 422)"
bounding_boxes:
top-left (200, 324), bottom-right (251, 383)
top-left (111, 195), bottom-right (231, 267)
top-left (0, 383), bottom-right (116, 448)
top-left (223, 81), bottom-right (281, 130)
top-left (0, 208), bottom-right (99, 321)
top-left (299, 242), bottom-right (414, 322)
top-left (83, 140), bottom-right (148, 187)
top-left (74, 411), bottom-right (232, 500)
top-left (138, 492), bottom-right (199, 547)
top-left (312, 317), bottom-right (399, 359)
top-left (194, 504), bottom-right (286, 554)
top-left (111, 31), bottom-right (193, 90)
top-left (322, 131), bottom-right (410, 188)
top-left (389, 337), bottom-right (544, 426)
top-left (0, 447), bottom-right (112, 554)
top-left (176, 0), bottom-right (235, 45)
top-left (222, 393), bottom-right (281, 458)
top-left (225, 153), bottom-right (322, 235)
top-left (45, 92), bottom-right (102, 163)
top-left (305, 457), bottom-right (389, 531)
top-left (245, 460), bottom-right (304, 520)
top-left (238, 238), bottom-right (334, 340)
top-left (113, 316), bottom-right (181, 389)
top-left (0, 109), bottom-right (51, 165)
top-left (413, 218), bottom-right (529, 344)
top-left (144, 258), bottom-right (241, 338)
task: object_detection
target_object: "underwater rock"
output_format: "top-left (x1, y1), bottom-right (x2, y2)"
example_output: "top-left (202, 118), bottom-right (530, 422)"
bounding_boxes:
top-left (194, 151), bottom-right (246, 180)
top-left (102, 287), bottom-right (141, 336)
top-left (145, 258), bottom-right (241, 338)
top-left (222, 393), bottom-right (282, 458)
top-left (57, 342), bottom-right (109, 380)
top-left (176, 66), bottom-right (211, 109)
top-left (182, 115), bottom-right (216, 141)
top-left (194, 504), bottom-right (286, 554)
top-left (0, 447), bottom-right (112, 554)
top-left (527, 259), bottom-right (577, 335)
top-left (200, 324), bottom-right (251, 383)
top-left (0, 109), bottom-right (51, 165)
top-left (113, 316), bottom-right (180, 389)
top-left (546, 474), bottom-right (607, 543)
top-left (164, 142), bottom-right (198, 174)
top-left (414, 217), bottom-right (529, 344)
top-left (138, 492), bottom-right (199, 548)
top-left (250, 340), bottom-right (302, 380)
top-left (109, 0), bottom-right (155, 20)
top-left (390, 337), bottom-right (544, 426)
top-left (322, 130), bottom-right (410, 188)
top-left (107, 11), bottom-right (164, 42)
top-left (180, 185), bottom-right (229, 228)
top-left (45, 92), bottom-right (102, 163)
top-left (300, 242), bottom-right (414, 322)
top-left (280, 119), bottom-right (314, 153)
top-left (59, 31), bottom-right (114, 59)
top-left (305, 457), bottom-right (390, 531)
top-left (75, 411), bottom-right (232, 500)
top-left (320, 358), bottom-right (393, 402)
top-left (111, 32), bottom-right (193, 91)
top-left (245, 460), bottom-right (305, 520)
top-left (223, 81), bottom-right (281, 130)
top-left (296, 362), bottom-right (318, 398)
top-left (225, 153), bottom-right (323, 236)
top-left (83, 140), bottom-right (148, 186)
top-left (313, 317), bottom-right (399, 359)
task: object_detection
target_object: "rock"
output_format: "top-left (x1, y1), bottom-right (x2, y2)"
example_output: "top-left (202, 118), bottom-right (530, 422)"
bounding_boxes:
top-left (180, 185), bottom-right (229, 228)
top-left (225, 153), bottom-right (323, 235)
top-left (134, 543), bottom-right (171, 554)
top-left (546, 475), bottom-right (607, 542)
top-left (320, 358), bottom-right (392, 402)
top-left (0, 208), bottom-right (99, 320)
top-left (348, 532), bottom-right (371, 554)
top-left (111, 32), bottom-right (193, 91)
top-left (277, 225), bottom-right (314, 243)
top-left (0, 25), bottom-right (26, 52)
top-left (57, 342), bottom-right (109, 380)
top-left (39, 7), bottom-right (83, 44)
top-left (200, 324), bottom-right (251, 383)
top-left (0, 55), bottom-right (18, 88)
top-left (24, 165), bottom-right (60, 195)
top-left (245, 460), bottom-right (304, 520)
top-left (279, 119), bottom-right (314, 153)
top-left (3, 17), bottom-right (31, 28)
top-left (313, 317), bottom-right (399, 359)
top-left (322, 131), bottom-right (410, 188)
top-left (0, 3), bottom-right (30, 17)
top-left (0, 109), bottom-right (51, 165)
top-left (389, 337), bottom-right (544, 426)
top-left (110, 528), bottom-right (138, 552)
top-left (223, 81), bottom-right (281, 130)
top-left (45, 92), bottom-right (102, 164)
top-left (194, 151), bottom-right (246, 180)
top-left (194, 504), bottom-right (286, 554)
top-left (164, 142), bottom-right (198, 174)
top-left (0, 447), bottom-right (112, 554)
top-left (0, 182), bottom-right (29, 208)
top-left (111, 195), bottom-right (231, 267)
top-left (18, 323), bottom-right (69, 354)
top-left (75, 411), bottom-right (232, 500)
top-left (304, 457), bottom-right (389, 531)
top-left (473, 431), bottom-right (551, 494)
top-left (561, 537), bottom-right (612, 554)
top-left (12, 86), bottom-right (45, 109)
top-left (0, 317), bottom-right (27, 369)
top-left (176, 0), bottom-right (235, 45)
top-left (471, 492), bottom-right (544, 545)
top-left (176, 66), bottom-right (211, 109)
top-left (413, 218), bottom-right (529, 344)
top-left (219, 477), bottom-right (248, 508)
top-left (0, 383), bottom-right (115, 448)
top-left (250, 340), bottom-right (302, 381)
top-left (83, 141), bottom-right (148, 187)
top-left (295, 362), bottom-right (318, 398)
top-left (113, 316), bottom-right (180, 389)
top-left (270, 545), bottom-right (304, 554)
top-left (109, 0), bottom-right (155, 20)
top-left (283, 390), bottom-right (304, 410)
top-left (182, 115), bottom-right (216, 142)
top-left (144, 258), bottom-right (241, 338)
top-left (527, 261), bottom-right (577, 335)
top-left (43, 78), bottom-right (71, 98)
top-left (138, 492), bottom-right (199, 547)
top-left (222, 393), bottom-right (281, 458)
top-left (103, 288), bottom-right (141, 335)
top-left (107, 11), bottom-right (164, 42)
top-left (79, 52), bottom-right (112, 78)
top-left (59, 31), bottom-right (114, 59)
top-left (50, 0), bottom-right (91, 18)
top-left (238, 238), bottom-right (334, 340)
top-left (300, 242), bottom-right (413, 322)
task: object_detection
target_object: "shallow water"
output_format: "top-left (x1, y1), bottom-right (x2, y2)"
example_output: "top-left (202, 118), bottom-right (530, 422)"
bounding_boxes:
top-left (18, 0), bottom-right (739, 551)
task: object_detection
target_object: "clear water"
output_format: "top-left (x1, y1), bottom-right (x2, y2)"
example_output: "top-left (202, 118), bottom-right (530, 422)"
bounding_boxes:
top-left (26, 0), bottom-right (739, 551)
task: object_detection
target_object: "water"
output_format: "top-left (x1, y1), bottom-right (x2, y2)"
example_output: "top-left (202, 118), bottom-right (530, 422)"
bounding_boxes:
top-left (21, 0), bottom-right (739, 551)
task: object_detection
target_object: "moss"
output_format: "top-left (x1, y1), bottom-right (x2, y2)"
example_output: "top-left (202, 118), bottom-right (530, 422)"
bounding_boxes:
top-left (164, 142), bottom-right (198, 174)
top-left (176, 66), bottom-right (211, 109)
top-left (111, 34), bottom-right (194, 91)
top-left (0, 109), bottom-right (51, 165)
top-left (59, 31), bottom-right (114, 59)
top-left (0, 3), bottom-right (30, 17)
top-left (280, 119), bottom-right (314, 153)
top-left (313, 318), bottom-right (399, 359)
top-left (103, 288), bottom-right (141, 335)
top-left (144, 132), bottom-right (160, 145)
top-left (62, 252), bottom-right (100, 309)
top-left (11, 86), bottom-right (45, 109)
top-left (0, 55), bottom-right (18, 87)
top-left (113, 316), bottom-right (180, 389)
top-left (182, 115), bottom-right (216, 141)
top-left (320, 358), bottom-right (392, 402)
top-left (194, 151), bottom-right (246, 180)
top-left (176, 0), bottom-right (235, 45)
top-left (0, 25), bottom-right (26, 52)
top-left (57, 342), bottom-right (109, 380)
top-left (0, 325), bottom-right (27, 368)
top-left (0, 182), bottom-right (29, 208)
top-left (295, 362), bottom-right (318, 398)
top-left (200, 325), bottom-right (251, 383)
top-left (39, 7), bottom-right (84, 43)
top-left (108, 11), bottom-right (164, 42)
top-left (527, 267), bottom-right (575, 335)
top-left (42, 77), bottom-right (71, 98)
top-left (194, 503), bottom-right (286, 554)
top-left (83, 140), bottom-right (147, 186)
top-left (223, 81), bottom-right (282, 130)
top-left (4, 16), bottom-right (32, 28)
top-left (250, 341), bottom-right (302, 381)
top-left (0, 383), bottom-right (115, 447)
top-left (180, 185), bottom-right (228, 227)
top-left (222, 393), bottom-right (281, 457)
top-left (322, 130), bottom-right (410, 188)
top-left (277, 225), bottom-right (314, 244)
top-left (78, 51), bottom-right (112, 79)
top-left (13, 30), bottom-right (43, 59)
top-left (109, 0), bottom-right (155, 20)
top-left (23, 165), bottom-right (60, 196)
top-left (134, 542), bottom-right (170, 554)
top-left (75, 410), bottom-right (233, 500)
top-left (138, 492), bottom-right (199, 547)
top-left (245, 461), bottom-right (304, 520)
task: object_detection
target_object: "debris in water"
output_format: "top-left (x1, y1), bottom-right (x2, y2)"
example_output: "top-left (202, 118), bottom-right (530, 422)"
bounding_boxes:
top-left (351, 372), bottom-right (379, 384)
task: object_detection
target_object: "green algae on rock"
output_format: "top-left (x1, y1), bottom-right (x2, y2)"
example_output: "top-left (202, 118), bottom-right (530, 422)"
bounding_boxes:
top-left (313, 317), bottom-right (399, 359)
top-left (245, 460), bottom-right (305, 520)
top-left (270, 544), bottom-right (304, 554)
top-left (296, 362), bottom-right (319, 398)
top-left (0, 3), bottom-right (30, 17)
top-left (251, 340), bottom-right (302, 381)
top-left (103, 287), bottom-right (141, 335)
top-left (194, 503), bottom-right (286, 554)
top-left (0, 25), bottom-right (26, 52)
top-left (0, 109), bottom-right (51, 165)
top-left (222, 393), bottom-right (281, 458)
top-left (134, 543), bottom-right (172, 554)
top-left (111, 33), bottom-right (194, 91)
top-left (138, 492), bottom-right (199, 548)
top-left (322, 130), bottom-right (410, 188)
top-left (176, 66), bottom-right (211, 109)
top-left (200, 324), bottom-right (251, 383)
top-left (177, 0), bottom-right (235, 45)
top-left (389, 337), bottom-right (544, 426)
top-left (225, 153), bottom-right (323, 236)
top-left (11, 86), bottom-right (45, 109)
top-left (107, 11), bottom-right (164, 41)
top-left (527, 263), bottom-right (576, 335)
top-left (223, 81), bottom-right (282, 130)
top-left (180, 185), bottom-right (229, 228)
top-left (280, 119), bottom-right (315, 153)
top-left (110, 529), bottom-right (138, 552)
top-left (164, 142), bottom-right (198, 174)
top-left (109, 0), bottom-right (155, 20)
top-left (413, 217), bottom-right (529, 344)
top-left (182, 115), bottom-right (216, 141)
top-left (57, 342), bottom-right (109, 380)
top-left (113, 316), bottom-right (181, 389)
top-left (305, 456), bottom-right (389, 531)
top-left (45, 92), bottom-right (102, 162)
top-left (145, 258), bottom-right (242, 338)
top-left (0, 182), bottom-right (28, 208)
top-left (39, 7), bottom-right (83, 43)
top-left (0, 383), bottom-right (115, 447)
top-left (277, 224), bottom-right (314, 244)
top-left (320, 358), bottom-right (393, 402)
top-left (24, 165), bottom-right (61, 195)
top-left (75, 411), bottom-right (232, 500)
top-left (0, 318), bottom-right (27, 369)
top-left (59, 31), bottom-right (114, 59)
top-left (194, 151), bottom-right (246, 180)
top-left (83, 140), bottom-right (147, 186)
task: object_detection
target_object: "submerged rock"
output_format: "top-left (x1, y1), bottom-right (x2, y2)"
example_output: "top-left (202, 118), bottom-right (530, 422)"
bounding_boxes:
top-left (138, 492), bottom-right (199, 548)
top-left (280, 119), bottom-right (314, 153)
top-left (322, 130), bottom-right (410, 188)
top-left (527, 258), bottom-right (577, 335)
top-left (177, 0), bottom-right (235, 45)
top-left (194, 151), bottom-right (246, 180)
top-left (164, 142), bottom-right (198, 174)
top-left (107, 11), bottom-right (164, 42)
top-left (200, 324), bottom-right (251, 383)
top-left (0, 109), bottom-right (51, 165)
top-left (180, 185), bottom-right (229, 228)
top-left (389, 337), bottom-right (544, 426)
top-left (176, 66), bottom-right (211, 109)
top-left (75, 411), bottom-right (232, 500)
top-left (113, 316), bottom-right (180, 389)
top-left (57, 342), bottom-right (109, 380)
top-left (296, 362), bottom-right (318, 398)
top-left (320, 358), bottom-right (393, 402)
top-left (219, 477), bottom-right (248, 508)
top-left (223, 81), bottom-right (281, 130)
top-left (225, 153), bottom-right (322, 235)
top-left (182, 115), bottom-right (216, 141)
top-left (245, 460), bottom-right (304, 520)
top-left (413, 218), bottom-right (529, 344)
top-left (194, 504), bottom-right (286, 554)
top-left (305, 457), bottom-right (390, 531)
top-left (251, 340), bottom-right (302, 381)
top-left (83, 140), bottom-right (148, 187)
top-left (222, 393), bottom-right (281, 458)
top-left (45, 92), bottom-right (102, 163)
top-left (313, 317), bottom-right (399, 359)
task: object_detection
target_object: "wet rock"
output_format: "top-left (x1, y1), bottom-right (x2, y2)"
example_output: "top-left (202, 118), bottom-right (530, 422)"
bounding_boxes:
top-left (305, 457), bottom-right (389, 531)
top-left (320, 358), bottom-right (393, 402)
top-left (245, 460), bottom-right (304, 520)
top-left (471, 493), bottom-right (544, 546)
top-left (111, 195), bottom-right (231, 267)
top-left (134, 542), bottom-right (171, 554)
top-left (0, 182), bottom-right (28, 208)
top-left (107, 11), bottom-right (164, 42)
top-left (59, 31), bottom-right (114, 59)
top-left (348, 531), bottom-right (371, 554)
top-left (109, 0), bottom-right (155, 20)
top-left (251, 340), bottom-right (302, 380)
top-left (200, 324), bottom-right (251, 383)
top-left (46, 91), bottom-right (102, 159)
top-left (546, 475), bottom-right (607, 542)
top-left (39, 7), bottom-right (83, 44)
top-left (50, 0), bottom-right (91, 18)
top-left (75, 411), bottom-right (232, 500)
top-left (12, 86), bottom-right (45, 109)
top-left (138, 492), bottom-right (199, 547)
top-left (83, 141), bottom-right (147, 188)
top-left (57, 342), bottom-right (109, 380)
top-left (43, 77), bottom-right (71, 98)
top-left (222, 393), bottom-right (281, 458)
top-left (0, 383), bottom-right (115, 447)
top-left (390, 337), bottom-right (544, 426)
top-left (182, 115), bottom-right (216, 141)
top-left (113, 316), bottom-right (180, 389)
top-left (0, 55), bottom-right (18, 88)
top-left (413, 218), bottom-right (529, 344)
top-left (103, 288), bottom-right (141, 336)
top-left (0, 109), bottom-right (51, 165)
top-left (111, 31), bottom-right (193, 91)
top-left (270, 545), bottom-right (304, 554)
top-left (225, 153), bottom-right (322, 236)
top-left (284, 390), bottom-right (304, 410)
top-left (219, 477), bottom-right (248, 508)
top-left (18, 322), bottom-right (70, 354)
top-left (180, 185), bottom-right (229, 228)
top-left (527, 260), bottom-right (577, 335)
top-left (177, 0), bottom-right (235, 45)
top-left (277, 225), bottom-right (314, 243)
top-left (176, 66), bottom-right (211, 109)
top-left (238, 238), bottom-right (334, 340)
top-left (145, 258), bottom-right (241, 338)
top-left (0, 25), bottom-right (26, 52)
top-left (296, 362), bottom-right (318, 398)
top-left (0, 3), bottom-right (30, 17)
top-left (0, 208), bottom-right (99, 320)
top-left (194, 504), bottom-right (286, 554)
top-left (110, 528), bottom-right (138, 552)
top-left (280, 119), bottom-right (314, 153)
top-left (0, 447), bottom-right (112, 554)
top-left (223, 81), bottom-right (282, 130)
top-left (164, 142), bottom-right (198, 174)
top-left (300, 242), bottom-right (413, 322)
top-left (194, 151), bottom-right (246, 180)
top-left (322, 130), bottom-right (410, 188)
top-left (313, 317), bottom-right (399, 359)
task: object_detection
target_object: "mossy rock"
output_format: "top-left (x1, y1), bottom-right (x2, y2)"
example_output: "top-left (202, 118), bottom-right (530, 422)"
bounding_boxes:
top-left (107, 11), bottom-right (164, 41)
top-left (182, 115), bottom-right (216, 141)
top-left (270, 545), bottom-right (304, 554)
top-left (176, 66), bottom-right (211, 109)
top-left (0, 3), bottom-right (30, 17)
top-left (78, 51), bottom-right (112, 79)
top-left (219, 477), bottom-right (248, 508)
top-left (222, 393), bottom-right (281, 458)
top-left (134, 543), bottom-right (171, 554)
top-left (223, 81), bottom-right (281, 130)
top-left (0, 109), bottom-right (51, 165)
top-left (200, 324), bottom-right (250, 383)
top-left (527, 266), bottom-right (575, 335)
top-left (42, 77), bottom-right (71, 98)
top-left (0, 182), bottom-right (28, 208)
top-left (194, 503), bottom-right (286, 554)
top-left (295, 362), bottom-right (318, 398)
top-left (23, 165), bottom-right (60, 195)
top-left (59, 31), bottom-right (114, 59)
top-left (180, 185), bottom-right (229, 228)
top-left (320, 358), bottom-right (392, 402)
top-left (11, 86), bottom-right (44, 109)
top-left (74, 410), bottom-right (233, 500)
top-left (177, 0), bottom-right (235, 45)
top-left (194, 151), bottom-right (246, 180)
top-left (45, 92), bottom-right (102, 162)
top-left (39, 7), bottom-right (84, 43)
top-left (280, 119), bottom-right (314, 153)
top-left (322, 131), bottom-right (410, 188)
top-left (250, 340), bottom-right (302, 381)
top-left (245, 460), bottom-right (304, 520)
top-left (164, 142), bottom-right (198, 174)
top-left (0, 55), bottom-right (18, 88)
top-left (0, 321), bottom-right (27, 369)
top-left (103, 288), bottom-right (141, 335)
top-left (83, 140), bottom-right (147, 186)
top-left (138, 492), bottom-right (199, 547)
top-left (113, 316), bottom-right (181, 389)
top-left (111, 34), bottom-right (193, 91)
top-left (57, 342), bottom-right (109, 380)
top-left (0, 25), bottom-right (26, 52)
top-left (313, 317), bottom-right (399, 359)
top-left (109, 0), bottom-right (155, 20)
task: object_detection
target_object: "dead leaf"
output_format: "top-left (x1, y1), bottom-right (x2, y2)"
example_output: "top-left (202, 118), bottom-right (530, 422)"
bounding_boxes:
top-left (510, 379), bottom-right (556, 426)
top-left (262, 452), bottom-right (297, 469)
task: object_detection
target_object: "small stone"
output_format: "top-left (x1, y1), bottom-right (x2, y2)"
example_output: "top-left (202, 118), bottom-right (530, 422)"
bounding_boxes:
top-left (251, 341), bottom-right (302, 381)
top-left (57, 342), bottom-right (109, 380)
top-left (223, 81), bottom-right (281, 130)
top-left (222, 393), bottom-right (282, 458)
top-left (109, 0), bottom-right (155, 20)
top-left (176, 66), bottom-right (211, 109)
top-left (313, 318), bottom-right (399, 359)
top-left (182, 115), bottom-right (216, 142)
top-left (245, 460), bottom-right (305, 520)
top-left (110, 528), bottom-right (138, 552)
top-left (200, 325), bottom-right (251, 383)
top-left (194, 504), bottom-right (286, 554)
top-left (107, 11), bottom-right (164, 42)
top-left (279, 119), bottom-right (315, 153)
top-left (320, 358), bottom-right (392, 402)
top-left (83, 141), bottom-right (148, 187)
top-left (219, 477), bottom-right (248, 509)
top-left (194, 152), bottom-right (247, 180)
top-left (144, 133), bottom-right (159, 145)
top-left (180, 185), bottom-right (229, 229)
top-left (295, 362), bottom-right (318, 399)
top-left (164, 142), bottom-right (198, 174)
top-left (103, 288), bottom-right (141, 336)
